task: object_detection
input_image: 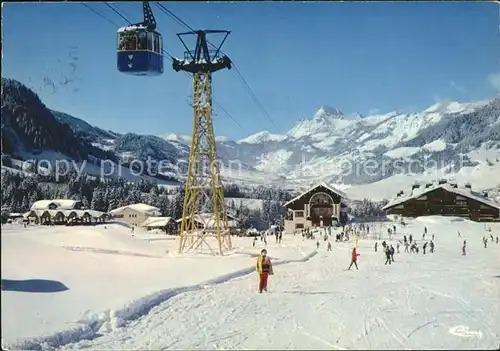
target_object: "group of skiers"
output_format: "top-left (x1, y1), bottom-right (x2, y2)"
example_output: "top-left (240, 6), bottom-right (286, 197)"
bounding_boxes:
top-left (254, 222), bottom-right (500, 293)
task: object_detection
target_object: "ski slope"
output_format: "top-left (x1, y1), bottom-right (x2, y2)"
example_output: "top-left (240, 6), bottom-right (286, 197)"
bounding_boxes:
top-left (2, 217), bottom-right (500, 350)
top-left (1, 223), bottom-right (314, 349)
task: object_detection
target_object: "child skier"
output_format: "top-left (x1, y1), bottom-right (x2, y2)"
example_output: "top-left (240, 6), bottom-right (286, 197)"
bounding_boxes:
top-left (256, 249), bottom-right (274, 293)
top-left (348, 247), bottom-right (359, 270)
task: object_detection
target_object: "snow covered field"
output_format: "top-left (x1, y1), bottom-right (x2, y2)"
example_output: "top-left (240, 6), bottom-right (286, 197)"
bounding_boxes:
top-left (2, 217), bottom-right (500, 350)
top-left (1, 223), bottom-right (313, 349)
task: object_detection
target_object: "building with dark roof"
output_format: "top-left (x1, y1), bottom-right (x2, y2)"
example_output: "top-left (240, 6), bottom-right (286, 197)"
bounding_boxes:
top-left (383, 180), bottom-right (500, 222)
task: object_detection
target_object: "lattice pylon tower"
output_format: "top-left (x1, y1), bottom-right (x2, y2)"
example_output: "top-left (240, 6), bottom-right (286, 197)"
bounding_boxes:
top-left (172, 30), bottom-right (233, 255)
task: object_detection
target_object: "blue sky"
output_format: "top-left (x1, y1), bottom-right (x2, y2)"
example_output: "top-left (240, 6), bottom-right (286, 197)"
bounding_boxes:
top-left (3, 2), bottom-right (500, 140)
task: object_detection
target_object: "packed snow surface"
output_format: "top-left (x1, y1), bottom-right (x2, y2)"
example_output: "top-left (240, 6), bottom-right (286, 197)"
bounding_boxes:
top-left (2, 217), bottom-right (499, 350)
top-left (1, 223), bottom-right (313, 348)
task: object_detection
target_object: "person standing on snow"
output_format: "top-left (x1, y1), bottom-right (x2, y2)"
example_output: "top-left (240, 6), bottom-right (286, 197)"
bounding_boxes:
top-left (422, 242), bottom-right (428, 254)
top-left (316, 241), bottom-right (320, 249)
top-left (384, 245), bottom-right (392, 265)
top-left (462, 240), bottom-right (467, 256)
top-left (327, 241), bottom-right (332, 251)
top-left (429, 240), bottom-right (435, 253)
top-left (389, 245), bottom-right (395, 262)
top-left (256, 249), bottom-right (273, 293)
top-left (374, 242), bottom-right (378, 252)
top-left (348, 247), bottom-right (359, 270)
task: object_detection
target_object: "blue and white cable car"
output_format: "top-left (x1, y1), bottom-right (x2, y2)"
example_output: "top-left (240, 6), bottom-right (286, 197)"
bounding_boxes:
top-left (117, 1), bottom-right (163, 76)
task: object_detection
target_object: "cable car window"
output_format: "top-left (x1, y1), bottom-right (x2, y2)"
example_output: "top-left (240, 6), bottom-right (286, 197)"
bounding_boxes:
top-left (118, 35), bottom-right (125, 51)
top-left (137, 31), bottom-right (147, 51)
top-left (154, 34), bottom-right (160, 54)
top-left (147, 32), bottom-right (153, 51)
top-left (119, 32), bottom-right (137, 51)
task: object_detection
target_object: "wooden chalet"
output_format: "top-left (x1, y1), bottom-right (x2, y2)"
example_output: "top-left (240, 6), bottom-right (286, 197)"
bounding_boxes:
top-left (383, 180), bottom-right (500, 222)
top-left (283, 182), bottom-right (348, 232)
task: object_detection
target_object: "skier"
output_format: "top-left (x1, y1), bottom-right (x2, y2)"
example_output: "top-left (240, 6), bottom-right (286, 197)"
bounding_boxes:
top-left (403, 235), bottom-right (407, 243)
top-left (389, 245), bottom-right (395, 262)
top-left (424, 226), bottom-right (427, 235)
top-left (409, 234), bottom-right (413, 244)
top-left (496, 237), bottom-right (499, 244)
top-left (396, 242), bottom-right (400, 253)
top-left (256, 249), bottom-right (273, 293)
top-left (422, 232), bottom-right (426, 240)
top-left (374, 242), bottom-right (378, 252)
top-left (422, 242), bottom-right (428, 255)
top-left (348, 247), bottom-right (359, 270)
top-left (253, 237), bottom-right (257, 247)
top-left (432, 233), bottom-right (435, 241)
top-left (462, 240), bottom-right (467, 256)
top-left (384, 245), bottom-right (392, 265)
top-left (483, 237), bottom-right (488, 248)
top-left (429, 240), bottom-right (434, 253)
top-left (316, 241), bottom-right (320, 249)
top-left (404, 241), bottom-right (410, 253)
top-left (327, 241), bottom-right (332, 251)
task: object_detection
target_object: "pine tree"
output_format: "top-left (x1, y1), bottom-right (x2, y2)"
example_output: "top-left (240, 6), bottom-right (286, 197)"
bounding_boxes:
top-left (158, 194), bottom-right (170, 216)
top-left (91, 187), bottom-right (107, 211)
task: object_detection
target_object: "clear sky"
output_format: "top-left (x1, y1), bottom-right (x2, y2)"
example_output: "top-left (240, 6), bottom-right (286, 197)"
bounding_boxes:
top-left (2, 2), bottom-right (500, 140)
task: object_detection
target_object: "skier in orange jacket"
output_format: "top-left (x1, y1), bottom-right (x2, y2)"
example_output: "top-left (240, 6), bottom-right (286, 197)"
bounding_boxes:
top-left (256, 249), bottom-right (274, 293)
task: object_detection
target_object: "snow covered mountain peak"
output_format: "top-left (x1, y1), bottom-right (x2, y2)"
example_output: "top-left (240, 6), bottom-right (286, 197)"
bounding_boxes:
top-left (313, 105), bottom-right (344, 119)
top-left (238, 131), bottom-right (288, 144)
top-left (423, 100), bottom-right (490, 115)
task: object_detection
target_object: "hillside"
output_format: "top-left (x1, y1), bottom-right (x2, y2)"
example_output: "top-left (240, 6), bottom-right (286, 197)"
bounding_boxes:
top-left (1, 77), bottom-right (499, 200)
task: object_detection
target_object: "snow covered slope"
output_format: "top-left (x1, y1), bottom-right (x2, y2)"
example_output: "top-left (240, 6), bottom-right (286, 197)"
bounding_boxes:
top-left (1, 222), bottom-right (314, 348)
top-left (6, 216), bottom-right (498, 350)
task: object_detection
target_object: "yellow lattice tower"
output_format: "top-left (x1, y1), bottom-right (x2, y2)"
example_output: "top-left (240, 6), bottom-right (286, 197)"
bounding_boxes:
top-left (172, 30), bottom-right (232, 255)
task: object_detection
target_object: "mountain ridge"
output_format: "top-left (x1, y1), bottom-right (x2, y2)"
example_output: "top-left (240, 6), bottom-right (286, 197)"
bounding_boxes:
top-left (2, 77), bottom-right (499, 199)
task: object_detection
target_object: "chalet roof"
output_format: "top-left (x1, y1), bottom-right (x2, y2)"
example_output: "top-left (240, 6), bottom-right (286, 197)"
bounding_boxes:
top-left (383, 184), bottom-right (500, 211)
top-left (109, 203), bottom-right (161, 215)
top-left (283, 182), bottom-right (347, 208)
top-left (30, 199), bottom-right (81, 211)
top-left (142, 216), bottom-right (175, 227)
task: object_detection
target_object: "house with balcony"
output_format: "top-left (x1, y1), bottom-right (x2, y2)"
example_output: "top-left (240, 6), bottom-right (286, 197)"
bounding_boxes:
top-left (283, 182), bottom-right (349, 233)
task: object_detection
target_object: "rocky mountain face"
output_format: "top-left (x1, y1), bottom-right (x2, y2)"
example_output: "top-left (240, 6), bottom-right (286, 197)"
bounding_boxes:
top-left (2, 77), bottom-right (499, 193)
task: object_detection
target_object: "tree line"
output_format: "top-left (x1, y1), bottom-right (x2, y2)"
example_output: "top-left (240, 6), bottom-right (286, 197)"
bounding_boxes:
top-left (0, 169), bottom-right (292, 230)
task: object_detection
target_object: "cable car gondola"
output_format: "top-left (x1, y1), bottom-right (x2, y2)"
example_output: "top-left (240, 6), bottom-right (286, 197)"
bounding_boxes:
top-left (117, 1), bottom-right (163, 76)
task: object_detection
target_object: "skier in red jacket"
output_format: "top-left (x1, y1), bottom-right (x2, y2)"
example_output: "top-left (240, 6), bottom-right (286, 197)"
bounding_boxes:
top-left (348, 247), bottom-right (359, 270)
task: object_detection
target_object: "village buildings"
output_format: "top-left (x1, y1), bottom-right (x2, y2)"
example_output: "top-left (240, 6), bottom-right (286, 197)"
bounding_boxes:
top-left (383, 180), bottom-right (500, 222)
top-left (283, 182), bottom-right (349, 232)
top-left (23, 199), bottom-right (107, 225)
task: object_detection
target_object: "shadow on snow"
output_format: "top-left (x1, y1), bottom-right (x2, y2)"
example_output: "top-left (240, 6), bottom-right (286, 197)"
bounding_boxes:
top-left (1, 279), bottom-right (69, 293)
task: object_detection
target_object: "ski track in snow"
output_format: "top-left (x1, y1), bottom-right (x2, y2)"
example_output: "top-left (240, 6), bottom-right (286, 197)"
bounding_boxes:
top-left (62, 242), bottom-right (500, 350)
